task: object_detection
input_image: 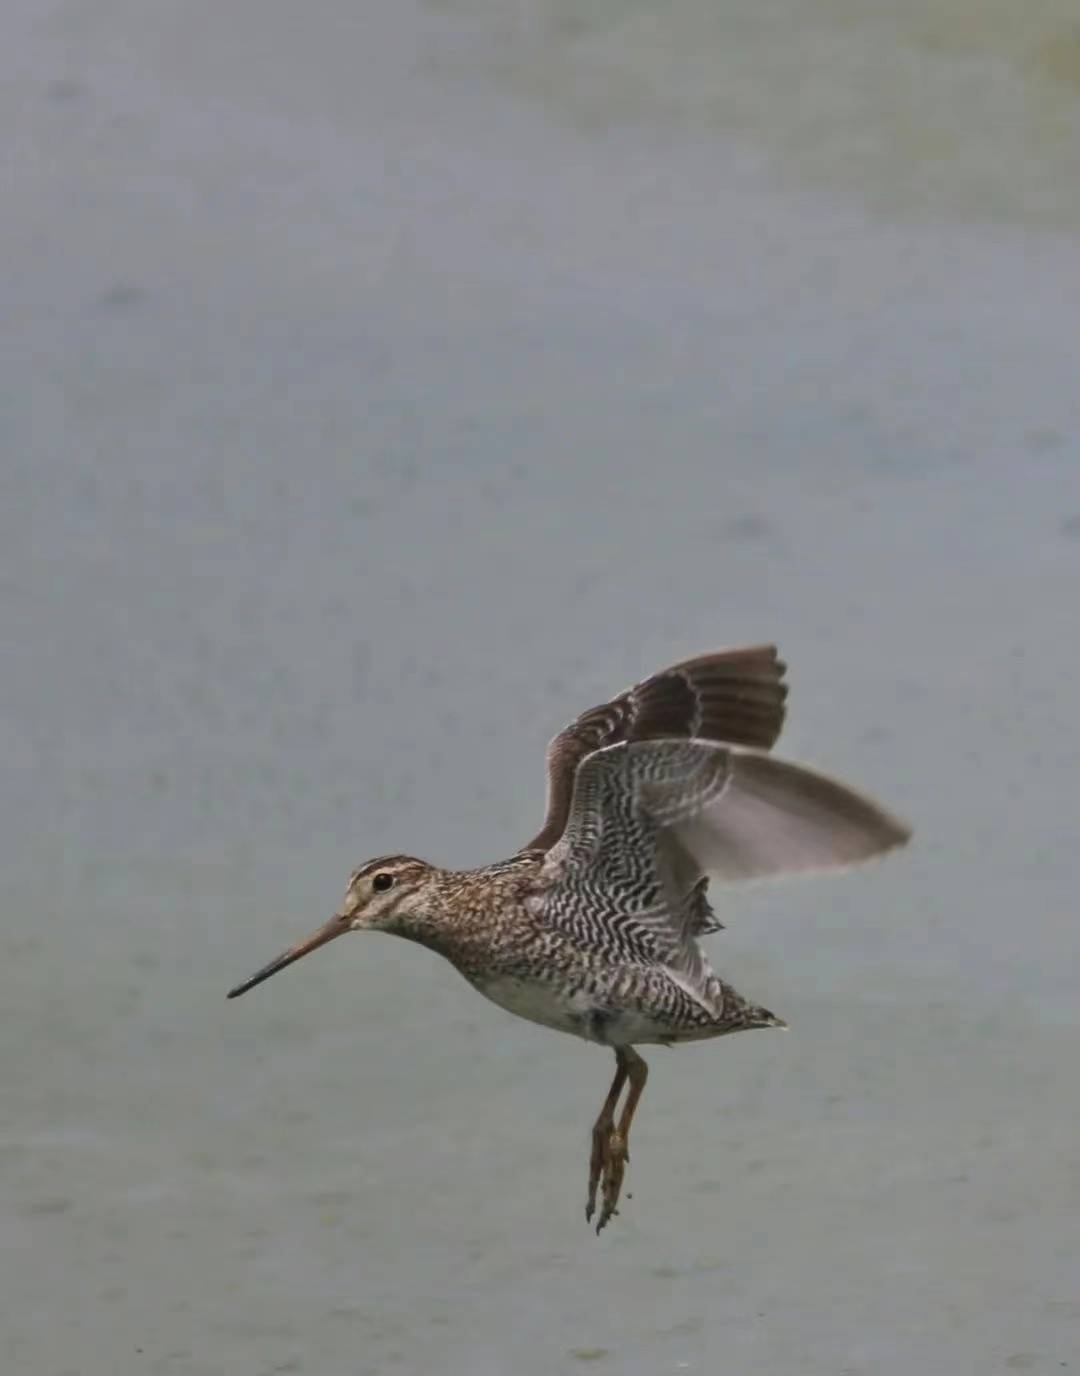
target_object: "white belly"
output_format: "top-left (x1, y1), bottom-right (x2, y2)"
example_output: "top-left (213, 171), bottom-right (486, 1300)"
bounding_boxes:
top-left (473, 973), bottom-right (677, 1046)
top-left (477, 974), bottom-right (597, 1039)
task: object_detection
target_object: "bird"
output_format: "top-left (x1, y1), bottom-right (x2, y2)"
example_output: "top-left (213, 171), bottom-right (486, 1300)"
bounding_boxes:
top-left (228, 645), bottom-right (909, 1231)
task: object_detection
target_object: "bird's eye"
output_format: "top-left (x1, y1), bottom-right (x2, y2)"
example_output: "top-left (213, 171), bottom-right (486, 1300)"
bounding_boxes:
top-left (372, 872), bottom-right (395, 892)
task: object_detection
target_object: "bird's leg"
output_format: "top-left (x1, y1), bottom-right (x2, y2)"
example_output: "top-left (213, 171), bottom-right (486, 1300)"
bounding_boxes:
top-left (594, 1047), bottom-right (649, 1234)
top-left (586, 1051), bottom-right (628, 1226)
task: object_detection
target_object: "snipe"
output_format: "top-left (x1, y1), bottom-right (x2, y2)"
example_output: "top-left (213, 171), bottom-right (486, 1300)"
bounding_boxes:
top-left (228, 646), bottom-right (909, 1231)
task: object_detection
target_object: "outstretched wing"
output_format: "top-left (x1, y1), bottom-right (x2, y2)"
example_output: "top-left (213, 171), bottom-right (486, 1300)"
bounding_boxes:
top-left (530, 739), bottom-right (910, 986)
top-left (523, 646), bottom-right (788, 854)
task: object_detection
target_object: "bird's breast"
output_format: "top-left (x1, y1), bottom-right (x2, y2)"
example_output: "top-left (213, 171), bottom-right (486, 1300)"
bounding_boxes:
top-left (472, 970), bottom-right (674, 1046)
top-left (475, 972), bottom-right (623, 1043)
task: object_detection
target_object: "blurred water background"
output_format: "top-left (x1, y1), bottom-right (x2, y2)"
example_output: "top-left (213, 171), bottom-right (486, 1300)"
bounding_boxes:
top-left (3, 2), bottom-right (1080, 1372)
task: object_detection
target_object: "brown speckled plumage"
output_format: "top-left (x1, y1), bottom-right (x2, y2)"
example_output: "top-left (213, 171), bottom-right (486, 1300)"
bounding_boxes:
top-left (229, 645), bottom-right (909, 1231)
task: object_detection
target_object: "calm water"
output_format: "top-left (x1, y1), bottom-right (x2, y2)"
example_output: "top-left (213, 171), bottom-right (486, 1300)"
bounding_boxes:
top-left (4, 2), bottom-right (1080, 1372)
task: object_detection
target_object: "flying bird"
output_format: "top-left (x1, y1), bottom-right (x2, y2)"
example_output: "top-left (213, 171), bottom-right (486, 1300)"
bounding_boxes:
top-left (228, 646), bottom-right (909, 1231)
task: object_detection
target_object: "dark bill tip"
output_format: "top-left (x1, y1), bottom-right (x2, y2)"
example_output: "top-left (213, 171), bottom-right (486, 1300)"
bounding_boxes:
top-left (226, 914), bottom-right (348, 1000)
top-left (226, 960), bottom-right (285, 999)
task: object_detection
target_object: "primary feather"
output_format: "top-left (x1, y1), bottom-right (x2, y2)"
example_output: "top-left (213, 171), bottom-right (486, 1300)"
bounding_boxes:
top-left (525, 645), bottom-right (787, 853)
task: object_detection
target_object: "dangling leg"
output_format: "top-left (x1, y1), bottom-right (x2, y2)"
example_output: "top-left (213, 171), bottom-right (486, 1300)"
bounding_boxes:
top-left (586, 1050), bottom-right (628, 1226)
top-left (589, 1046), bottom-right (649, 1233)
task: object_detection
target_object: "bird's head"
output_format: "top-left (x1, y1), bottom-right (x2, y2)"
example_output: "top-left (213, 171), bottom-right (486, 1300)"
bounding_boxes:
top-left (226, 855), bottom-right (438, 999)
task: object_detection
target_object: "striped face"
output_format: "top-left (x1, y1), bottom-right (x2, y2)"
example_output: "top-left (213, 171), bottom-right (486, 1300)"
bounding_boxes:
top-left (225, 854), bottom-right (435, 999)
top-left (339, 855), bottom-right (434, 930)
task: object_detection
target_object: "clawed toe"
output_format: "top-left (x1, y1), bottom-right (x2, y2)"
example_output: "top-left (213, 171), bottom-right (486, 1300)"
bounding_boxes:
top-left (586, 1126), bottom-right (607, 1222)
top-left (586, 1128), bottom-right (629, 1233)
top-left (586, 1131), bottom-right (620, 1229)
top-left (585, 1047), bottom-right (648, 1233)
top-left (595, 1130), bottom-right (628, 1233)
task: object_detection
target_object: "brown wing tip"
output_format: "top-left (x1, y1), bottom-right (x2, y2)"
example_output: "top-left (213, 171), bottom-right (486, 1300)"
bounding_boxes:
top-left (525, 643), bottom-right (791, 853)
top-left (670, 643), bottom-right (787, 686)
top-left (665, 644), bottom-right (789, 750)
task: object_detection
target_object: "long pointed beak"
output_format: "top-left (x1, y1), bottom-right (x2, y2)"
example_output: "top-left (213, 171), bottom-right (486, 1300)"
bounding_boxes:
top-left (227, 914), bottom-right (350, 999)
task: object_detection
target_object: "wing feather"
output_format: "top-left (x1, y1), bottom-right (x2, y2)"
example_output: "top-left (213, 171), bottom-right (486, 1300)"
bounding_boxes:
top-left (672, 751), bottom-right (911, 882)
top-left (523, 646), bottom-right (787, 853)
top-left (533, 740), bottom-right (910, 988)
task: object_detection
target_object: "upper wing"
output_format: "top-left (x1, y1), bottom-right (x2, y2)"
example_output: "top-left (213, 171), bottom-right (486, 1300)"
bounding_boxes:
top-left (531, 739), bottom-right (910, 981)
top-left (522, 646), bottom-right (788, 854)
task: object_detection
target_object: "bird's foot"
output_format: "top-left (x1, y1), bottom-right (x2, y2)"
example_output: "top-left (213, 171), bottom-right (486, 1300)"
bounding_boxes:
top-left (586, 1124), bottom-right (605, 1226)
top-left (586, 1128), bottom-right (629, 1234)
